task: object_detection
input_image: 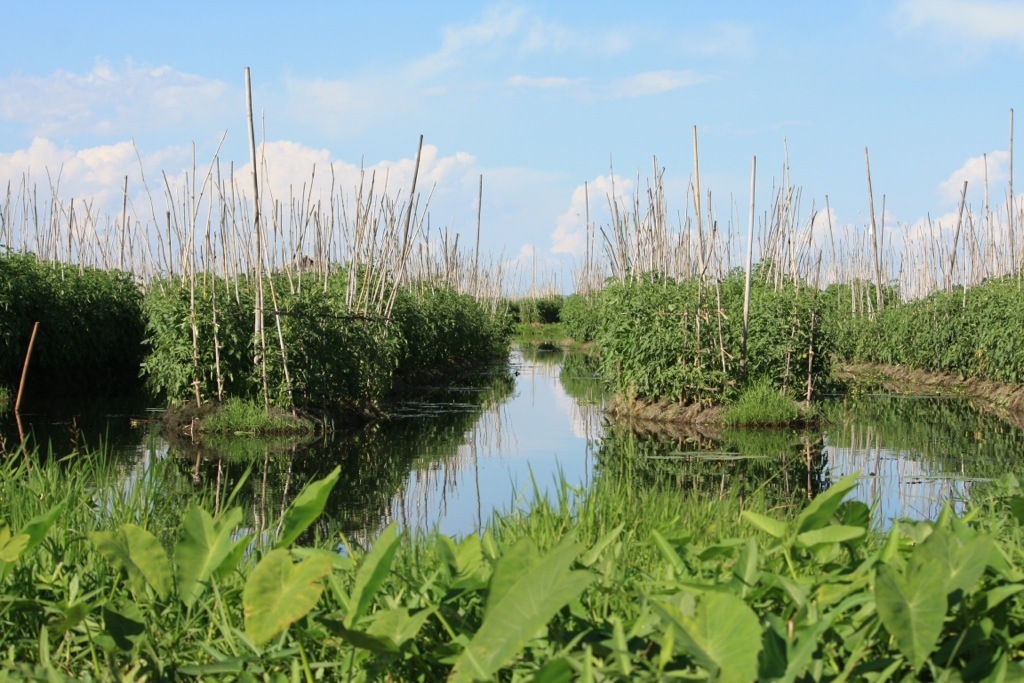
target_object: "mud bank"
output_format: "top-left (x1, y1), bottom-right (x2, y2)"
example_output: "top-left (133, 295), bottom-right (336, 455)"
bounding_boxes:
top-left (837, 362), bottom-right (1024, 429)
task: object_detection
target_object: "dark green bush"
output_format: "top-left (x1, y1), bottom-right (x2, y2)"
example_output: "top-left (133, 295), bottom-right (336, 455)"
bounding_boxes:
top-left (0, 253), bottom-right (144, 396)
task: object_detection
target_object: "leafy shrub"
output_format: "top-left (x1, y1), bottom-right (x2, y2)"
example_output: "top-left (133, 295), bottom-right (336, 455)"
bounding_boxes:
top-left (587, 270), bottom-right (829, 404)
top-left (0, 253), bottom-right (145, 396)
top-left (142, 273), bottom-right (511, 414)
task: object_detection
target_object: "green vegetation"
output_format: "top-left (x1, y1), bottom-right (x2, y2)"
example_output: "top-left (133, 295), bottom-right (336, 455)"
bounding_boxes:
top-left (830, 277), bottom-right (1024, 383)
top-left (142, 274), bottom-right (511, 417)
top-left (507, 294), bottom-right (564, 326)
top-left (4, 441), bottom-right (1024, 679)
top-left (723, 378), bottom-right (805, 426)
top-left (0, 253), bottom-right (145, 398)
top-left (200, 398), bottom-right (313, 435)
top-left (570, 270), bottom-right (829, 408)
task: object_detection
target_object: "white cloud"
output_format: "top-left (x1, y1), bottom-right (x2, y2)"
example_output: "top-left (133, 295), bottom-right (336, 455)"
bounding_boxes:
top-left (551, 174), bottom-right (633, 256)
top-left (606, 70), bottom-right (710, 99)
top-left (896, 0), bottom-right (1024, 46)
top-left (0, 60), bottom-right (230, 138)
top-left (938, 150), bottom-right (1010, 203)
top-left (411, 5), bottom-right (529, 79)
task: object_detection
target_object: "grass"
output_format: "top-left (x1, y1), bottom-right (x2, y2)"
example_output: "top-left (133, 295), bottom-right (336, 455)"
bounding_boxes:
top-left (0, 385), bottom-right (9, 412)
top-left (195, 398), bottom-right (316, 436)
top-left (723, 379), bottom-right (804, 426)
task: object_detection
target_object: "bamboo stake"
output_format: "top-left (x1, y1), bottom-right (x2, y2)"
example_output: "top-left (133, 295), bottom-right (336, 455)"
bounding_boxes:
top-left (14, 322), bottom-right (40, 415)
top-left (245, 66), bottom-right (269, 410)
top-left (865, 147), bottom-right (884, 313)
top-left (741, 156), bottom-right (756, 373)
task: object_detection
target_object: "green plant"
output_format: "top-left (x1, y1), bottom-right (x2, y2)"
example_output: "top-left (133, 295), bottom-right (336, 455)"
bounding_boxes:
top-left (723, 378), bottom-right (803, 426)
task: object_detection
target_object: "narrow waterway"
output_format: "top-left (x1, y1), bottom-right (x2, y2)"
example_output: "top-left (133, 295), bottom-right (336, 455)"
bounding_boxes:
top-left (7, 349), bottom-right (1024, 538)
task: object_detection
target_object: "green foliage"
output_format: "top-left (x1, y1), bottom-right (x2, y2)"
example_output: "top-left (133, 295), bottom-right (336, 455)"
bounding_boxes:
top-left (142, 273), bottom-right (511, 414)
top-left (560, 292), bottom-right (601, 342)
top-left (509, 294), bottom-right (564, 325)
top-left (829, 277), bottom-right (1024, 383)
top-left (7, 441), bottom-right (1024, 678)
top-left (723, 378), bottom-right (803, 426)
top-left (201, 398), bottom-right (312, 435)
top-left (587, 271), bottom-right (830, 404)
top-left (0, 253), bottom-right (145, 396)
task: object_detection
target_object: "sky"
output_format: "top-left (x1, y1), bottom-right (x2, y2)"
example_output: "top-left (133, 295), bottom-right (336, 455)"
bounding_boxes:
top-left (1, 1), bottom-right (1022, 290)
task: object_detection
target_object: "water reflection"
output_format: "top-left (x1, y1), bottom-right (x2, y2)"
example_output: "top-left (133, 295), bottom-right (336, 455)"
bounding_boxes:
top-left (6, 352), bottom-right (1024, 539)
top-left (822, 396), bottom-right (1024, 524)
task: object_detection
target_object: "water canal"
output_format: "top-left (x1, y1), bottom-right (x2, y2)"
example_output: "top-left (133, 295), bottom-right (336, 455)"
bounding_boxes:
top-left (5, 348), bottom-right (1024, 539)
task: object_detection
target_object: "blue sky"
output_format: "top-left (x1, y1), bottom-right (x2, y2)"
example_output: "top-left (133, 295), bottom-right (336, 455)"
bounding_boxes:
top-left (1, 1), bottom-right (1022, 288)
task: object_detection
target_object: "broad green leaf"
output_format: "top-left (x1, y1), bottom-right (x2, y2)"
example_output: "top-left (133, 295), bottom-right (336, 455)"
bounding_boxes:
top-left (214, 532), bottom-right (253, 580)
top-left (914, 528), bottom-right (994, 595)
top-left (874, 562), bottom-right (946, 671)
top-left (347, 523), bottom-right (400, 628)
top-left (243, 548), bottom-right (332, 645)
top-left (654, 591), bottom-right (762, 683)
top-left (483, 536), bottom-right (540, 619)
top-left (984, 584), bottom-right (1024, 610)
top-left (797, 473), bottom-right (860, 533)
top-left (742, 510), bottom-right (789, 540)
top-left (0, 527), bottom-right (29, 564)
top-left (90, 524), bottom-right (172, 600)
top-left (325, 606), bottom-right (435, 654)
top-left (17, 506), bottom-right (63, 557)
top-left (275, 466), bottom-right (340, 549)
top-left (100, 602), bottom-right (147, 652)
top-left (174, 506), bottom-right (243, 607)
top-left (450, 534), bottom-right (595, 683)
top-left (795, 525), bottom-right (866, 549)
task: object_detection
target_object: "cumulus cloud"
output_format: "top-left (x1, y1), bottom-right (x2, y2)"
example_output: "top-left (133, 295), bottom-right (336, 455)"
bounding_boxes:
top-left (551, 174), bottom-right (633, 256)
top-left (0, 60), bottom-right (230, 138)
top-left (895, 0), bottom-right (1024, 47)
top-left (938, 150), bottom-right (1010, 203)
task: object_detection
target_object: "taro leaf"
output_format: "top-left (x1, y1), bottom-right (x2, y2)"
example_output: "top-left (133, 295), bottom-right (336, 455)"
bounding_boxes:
top-left (795, 525), bottom-right (866, 550)
top-left (655, 591), bottom-right (762, 683)
top-left (90, 524), bottom-right (172, 600)
top-left (914, 527), bottom-right (994, 595)
top-left (274, 466), bottom-right (340, 549)
top-left (18, 506), bottom-right (62, 555)
top-left (483, 536), bottom-right (540, 619)
top-left (243, 548), bottom-right (332, 646)
top-left (0, 527), bottom-right (29, 564)
top-left (874, 562), bottom-right (946, 671)
top-left (174, 506), bottom-right (244, 607)
top-left (836, 500), bottom-right (871, 531)
top-left (796, 473), bottom-right (860, 533)
top-left (100, 602), bottom-right (147, 652)
top-left (347, 523), bottom-right (401, 628)
top-left (325, 607), bottom-right (434, 654)
top-left (742, 511), bottom-right (789, 540)
top-left (0, 506), bottom-right (61, 580)
top-left (531, 658), bottom-right (574, 683)
top-left (449, 534), bottom-right (595, 683)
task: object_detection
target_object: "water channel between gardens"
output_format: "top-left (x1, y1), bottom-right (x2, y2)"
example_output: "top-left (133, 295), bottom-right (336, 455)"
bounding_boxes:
top-left (7, 348), bottom-right (1024, 540)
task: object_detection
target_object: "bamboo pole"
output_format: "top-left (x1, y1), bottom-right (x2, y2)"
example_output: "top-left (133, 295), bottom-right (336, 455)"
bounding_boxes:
top-left (245, 67), bottom-right (269, 410)
top-left (14, 322), bottom-right (40, 415)
top-left (741, 156), bottom-right (756, 373)
top-left (865, 147), bottom-right (884, 313)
